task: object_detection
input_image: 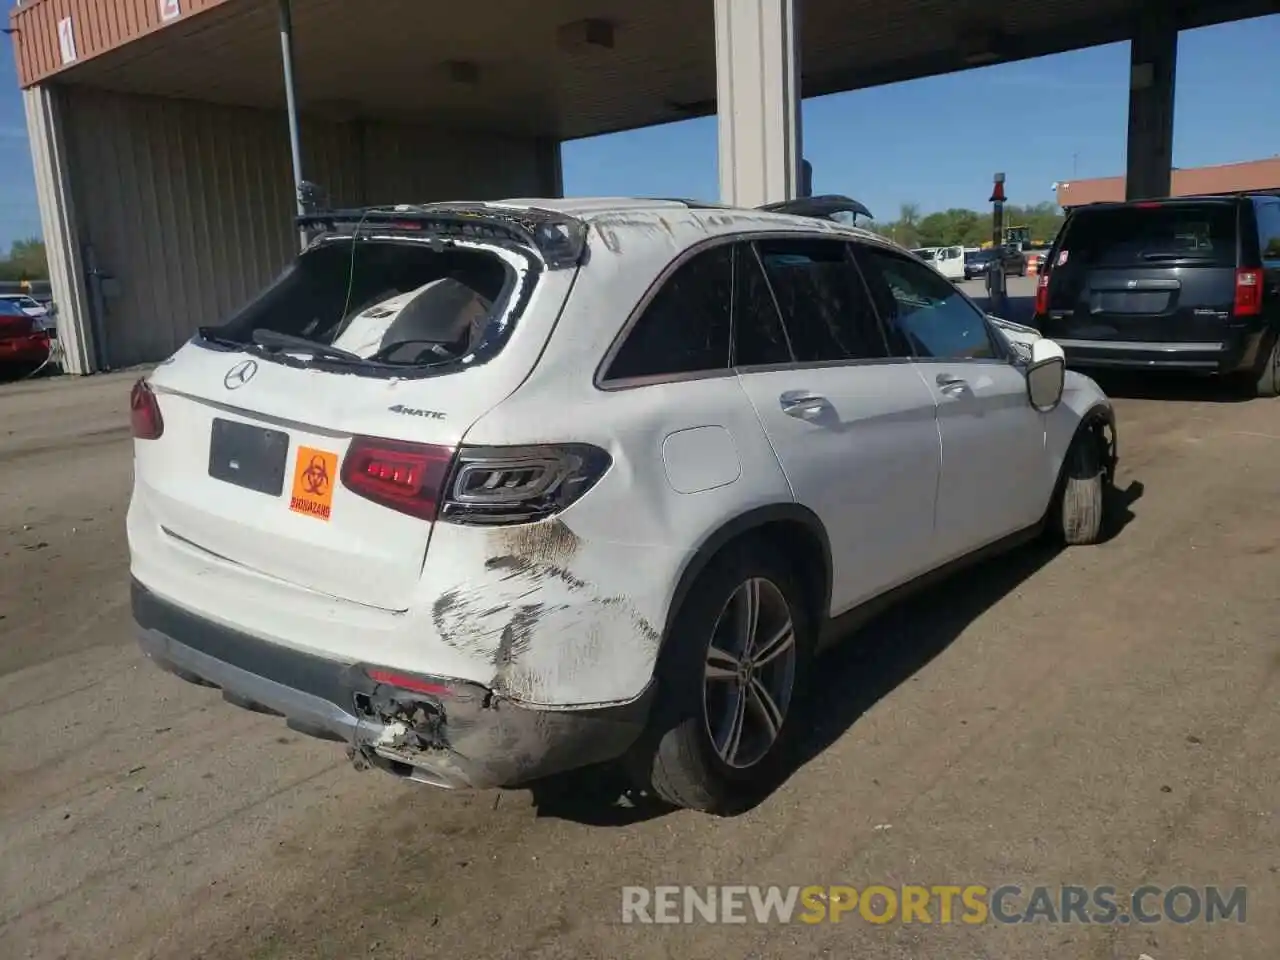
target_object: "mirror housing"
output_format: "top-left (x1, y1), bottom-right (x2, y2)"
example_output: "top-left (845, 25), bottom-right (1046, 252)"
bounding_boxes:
top-left (1026, 338), bottom-right (1066, 412)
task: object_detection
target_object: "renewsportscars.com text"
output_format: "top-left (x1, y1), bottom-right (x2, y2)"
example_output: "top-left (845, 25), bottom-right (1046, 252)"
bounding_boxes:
top-left (621, 884), bottom-right (1247, 926)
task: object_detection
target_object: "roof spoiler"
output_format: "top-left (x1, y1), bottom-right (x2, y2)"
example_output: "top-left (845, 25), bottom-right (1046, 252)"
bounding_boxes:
top-left (757, 195), bottom-right (873, 222)
top-left (294, 201), bottom-right (589, 269)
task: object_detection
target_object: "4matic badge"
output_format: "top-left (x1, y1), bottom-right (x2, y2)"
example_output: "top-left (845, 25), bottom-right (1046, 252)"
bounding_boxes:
top-left (388, 404), bottom-right (446, 420)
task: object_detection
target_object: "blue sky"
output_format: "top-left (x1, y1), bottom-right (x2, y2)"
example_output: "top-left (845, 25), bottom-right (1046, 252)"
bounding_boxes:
top-left (2, 13), bottom-right (1279, 250)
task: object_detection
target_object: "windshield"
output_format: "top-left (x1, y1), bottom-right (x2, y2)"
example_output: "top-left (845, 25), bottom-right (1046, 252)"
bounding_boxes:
top-left (1058, 203), bottom-right (1237, 268)
top-left (0, 299), bottom-right (26, 317)
top-left (202, 237), bottom-right (527, 370)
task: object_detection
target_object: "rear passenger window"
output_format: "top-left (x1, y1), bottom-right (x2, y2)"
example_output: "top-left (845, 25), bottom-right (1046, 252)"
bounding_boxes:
top-left (1255, 201), bottom-right (1280, 264)
top-left (733, 245), bottom-right (792, 366)
top-left (754, 238), bottom-right (887, 363)
top-left (605, 245), bottom-right (732, 380)
top-left (858, 248), bottom-right (998, 361)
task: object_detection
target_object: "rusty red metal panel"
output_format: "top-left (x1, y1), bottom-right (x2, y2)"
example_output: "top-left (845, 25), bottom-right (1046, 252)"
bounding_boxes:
top-left (1059, 159), bottom-right (1280, 207)
top-left (8, 0), bottom-right (235, 88)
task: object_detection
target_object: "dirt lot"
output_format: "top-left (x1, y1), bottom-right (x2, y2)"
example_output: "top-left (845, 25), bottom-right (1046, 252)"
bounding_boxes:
top-left (1, 368), bottom-right (1277, 960)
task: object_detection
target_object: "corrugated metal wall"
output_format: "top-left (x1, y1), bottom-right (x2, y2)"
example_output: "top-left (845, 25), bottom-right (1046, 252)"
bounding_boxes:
top-left (59, 86), bottom-right (552, 369)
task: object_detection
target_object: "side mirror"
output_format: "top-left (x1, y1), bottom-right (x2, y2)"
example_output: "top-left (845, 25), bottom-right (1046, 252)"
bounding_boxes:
top-left (1026, 338), bottom-right (1066, 412)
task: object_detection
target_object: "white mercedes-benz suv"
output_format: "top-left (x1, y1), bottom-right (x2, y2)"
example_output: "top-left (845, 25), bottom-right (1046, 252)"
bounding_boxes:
top-left (129, 196), bottom-right (1117, 815)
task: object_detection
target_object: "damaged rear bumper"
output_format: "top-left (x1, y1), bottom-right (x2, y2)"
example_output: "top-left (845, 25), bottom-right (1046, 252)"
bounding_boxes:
top-left (132, 580), bottom-right (652, 789)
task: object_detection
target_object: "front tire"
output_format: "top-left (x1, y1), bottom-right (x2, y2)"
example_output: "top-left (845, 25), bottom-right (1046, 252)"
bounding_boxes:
top-left (632, 545), bottom-right (814, 814)
top-left (1051, 432), bottom-right (1106, 546)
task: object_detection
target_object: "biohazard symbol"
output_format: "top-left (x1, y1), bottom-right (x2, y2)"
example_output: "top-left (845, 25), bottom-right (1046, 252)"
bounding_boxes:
top-left (301, 454), bottom-right (330, 495)
top-left (290, 446), bottom-right (338, 521)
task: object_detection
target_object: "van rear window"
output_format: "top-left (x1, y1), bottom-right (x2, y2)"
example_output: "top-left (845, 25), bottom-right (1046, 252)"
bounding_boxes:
top-left (1058, 204), bottom-right (1237, 269)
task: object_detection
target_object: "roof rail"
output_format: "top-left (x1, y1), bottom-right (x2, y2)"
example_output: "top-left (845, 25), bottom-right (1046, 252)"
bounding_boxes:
top-left (757, 195), bottom-right (873, 222)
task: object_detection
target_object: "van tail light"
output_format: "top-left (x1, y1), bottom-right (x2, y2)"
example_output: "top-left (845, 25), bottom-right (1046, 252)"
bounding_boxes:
top-left (1235, 268), bottom-right (1262, 316)
top-left (340, 439), bottom-right (612, 525)
top-left (1034, 272), bottom-right (1051, 316)
top-left (341, 437), bottom-right (457, 521)
top-left (130, 379), bottom-right (164, 440)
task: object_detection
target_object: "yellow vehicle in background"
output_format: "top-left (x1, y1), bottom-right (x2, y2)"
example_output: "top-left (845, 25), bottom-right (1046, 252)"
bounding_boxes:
top-left (982, 226), bottom-right (1036, 250)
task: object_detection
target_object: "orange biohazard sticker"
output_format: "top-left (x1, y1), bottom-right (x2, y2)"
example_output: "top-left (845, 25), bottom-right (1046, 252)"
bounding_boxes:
top-left (290, 446), bottom-right (338, 521)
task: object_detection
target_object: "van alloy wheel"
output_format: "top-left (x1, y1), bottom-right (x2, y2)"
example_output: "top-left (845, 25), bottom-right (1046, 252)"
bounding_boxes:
top-left (702, 577), bottom-right (797, 770)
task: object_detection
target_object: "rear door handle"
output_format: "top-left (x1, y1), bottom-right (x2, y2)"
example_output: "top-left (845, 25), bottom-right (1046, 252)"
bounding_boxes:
top-left (779, 392), bottom-right (830, 420)
top-left (935, 373), bottom-right (971, 396)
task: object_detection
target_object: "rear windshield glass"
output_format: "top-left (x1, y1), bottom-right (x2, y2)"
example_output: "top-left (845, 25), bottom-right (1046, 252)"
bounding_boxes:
top-left (203, 238), bottom-right (524, 370)
top-left (1057, 204), bottom-right (1237, 269)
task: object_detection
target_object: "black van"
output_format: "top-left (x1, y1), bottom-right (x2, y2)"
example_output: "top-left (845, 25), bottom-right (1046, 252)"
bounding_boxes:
top-left (1033, 194), bottom-right (1280, 396)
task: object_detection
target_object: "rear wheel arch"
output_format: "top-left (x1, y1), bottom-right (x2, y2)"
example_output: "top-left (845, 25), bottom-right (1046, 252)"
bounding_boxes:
top-left (658, 504), bottom-right (832, 657)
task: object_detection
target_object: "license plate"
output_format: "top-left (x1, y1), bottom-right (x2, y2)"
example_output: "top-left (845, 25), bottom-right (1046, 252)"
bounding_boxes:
top-left (208, 418), bottom-right (290, 496)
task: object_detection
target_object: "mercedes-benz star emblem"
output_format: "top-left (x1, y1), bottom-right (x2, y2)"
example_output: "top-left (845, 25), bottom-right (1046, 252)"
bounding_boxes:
top-left (224, 359), bottom-right (258, 390)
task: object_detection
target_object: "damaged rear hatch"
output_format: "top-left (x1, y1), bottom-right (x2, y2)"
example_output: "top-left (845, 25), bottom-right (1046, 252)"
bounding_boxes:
top-left (134, 204), bottom-right (586, 612)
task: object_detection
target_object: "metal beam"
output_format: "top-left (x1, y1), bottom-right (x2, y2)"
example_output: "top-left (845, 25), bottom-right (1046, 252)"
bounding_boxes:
top-left (22, 84), bottom-right (97, 375)
top-left (277, 0), bottom-right (306, 244)
top-left (1125, 5), bottom-right (1177, 200)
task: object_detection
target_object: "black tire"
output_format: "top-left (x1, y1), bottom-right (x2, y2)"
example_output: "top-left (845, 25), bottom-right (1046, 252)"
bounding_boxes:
top-left (1253, 332), bottom-right (1280, 399)
top-left (630, 543), bottom-right (814, 815)
top-left (1050, 432), bottom-right (1106, 546)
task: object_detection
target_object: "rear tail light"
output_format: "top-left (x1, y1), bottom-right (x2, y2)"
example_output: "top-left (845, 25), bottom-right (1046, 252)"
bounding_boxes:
top-left (443, 443), bottom-right (612, 526)
top-left (338, 438), bottom-right (612, 525)
top-left (129, 379), bottom-right (164, 440)
top-left (340, 437), bottom-right (456, 521)
top-left (1235, 268), bottom-right (1262, 316)
top-left (1034, 272), bottom-right (1050, 316)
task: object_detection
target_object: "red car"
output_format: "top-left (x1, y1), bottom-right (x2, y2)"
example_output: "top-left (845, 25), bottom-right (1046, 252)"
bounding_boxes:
top-left (0, 297), bottom-right (52, 370)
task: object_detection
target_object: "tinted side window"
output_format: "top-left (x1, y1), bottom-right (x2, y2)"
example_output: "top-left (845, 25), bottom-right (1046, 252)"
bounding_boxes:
top-left (755, 238), bottom-right (887, 363)
top-left (858, 248), bottom-right (997, 361)
top-left (1255, 200), bottom-right (1280, 264)
top-left (733, 245), bottom-right (793, 366)
top-left (605, 245), bottom-right (732, 380)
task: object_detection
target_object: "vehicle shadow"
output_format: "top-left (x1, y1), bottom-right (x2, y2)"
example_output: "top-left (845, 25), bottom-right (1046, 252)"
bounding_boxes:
top-left (1101, 479), bottom-right (1143, 544)
top-left (527, 481), bottom-right (1145, 825)
top-left (1086, 370), bottom-right (1255, 404)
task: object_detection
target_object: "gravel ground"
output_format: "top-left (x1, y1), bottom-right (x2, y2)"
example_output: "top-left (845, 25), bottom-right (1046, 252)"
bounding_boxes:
top-left (1, 365), bottom-right (1277, 960)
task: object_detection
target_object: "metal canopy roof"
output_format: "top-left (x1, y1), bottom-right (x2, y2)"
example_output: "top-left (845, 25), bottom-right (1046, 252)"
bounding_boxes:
top-left (11, 0), bottom-right (1276, 140)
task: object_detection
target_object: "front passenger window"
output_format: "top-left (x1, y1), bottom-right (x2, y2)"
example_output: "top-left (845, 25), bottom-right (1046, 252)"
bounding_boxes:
top-left (857, 248), bottom-right (999, 361)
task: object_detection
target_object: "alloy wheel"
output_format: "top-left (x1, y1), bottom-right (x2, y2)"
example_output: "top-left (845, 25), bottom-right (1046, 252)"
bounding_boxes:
top-left (702, 577), bottom-right (797, 770)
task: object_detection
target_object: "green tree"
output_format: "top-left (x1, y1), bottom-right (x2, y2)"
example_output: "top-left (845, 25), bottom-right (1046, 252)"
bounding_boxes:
top-left (0, 239), bottom-right (48, 282)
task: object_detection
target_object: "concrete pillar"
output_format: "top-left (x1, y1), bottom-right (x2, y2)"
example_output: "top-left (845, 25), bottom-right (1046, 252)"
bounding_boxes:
top-left (23, 84), bottom-right (96, 375)
top-left (535, 137), bottom-right (564, 197)
top-left (714, 0), bottom-right (802, 208)
top-left (1125, 7), bottom-right (1177, 201)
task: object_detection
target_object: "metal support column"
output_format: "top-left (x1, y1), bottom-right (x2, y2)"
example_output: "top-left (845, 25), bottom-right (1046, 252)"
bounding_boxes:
top-left (1125, 5), bottom-right (1177, 200)
top-left (278, 0), bottom-right (307, 244)
top-left (714, 0), bottom-right (802, 208)
top-left (22, 85), bottom-right (97, 374)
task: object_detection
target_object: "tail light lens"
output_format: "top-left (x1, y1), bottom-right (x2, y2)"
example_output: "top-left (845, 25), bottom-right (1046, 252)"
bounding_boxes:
top-left (130, 379), bottom-right (164, 439)
top-left (442, 443), bottom-right (612, 526)
top-left (1235, 268), bottom-right (1262, 316)
top-left (340, 438), bottom-right (612, 525)
top-left (340, 437), bottom-right (456, 521)
top-left (1034, 272), bottom-right (1050, 316)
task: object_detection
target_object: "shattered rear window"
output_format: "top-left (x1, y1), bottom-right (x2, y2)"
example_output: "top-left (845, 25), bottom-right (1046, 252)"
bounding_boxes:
top-left (203, 237), bottom-right (530, 370)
